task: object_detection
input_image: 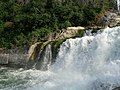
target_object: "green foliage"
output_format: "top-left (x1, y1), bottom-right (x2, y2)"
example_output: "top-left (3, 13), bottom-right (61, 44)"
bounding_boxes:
top-left (0, 21), bottom-right (4, 32)
top-left (0, 0), bottom-right (115, 49)
top-left (30, 28), bottom-right (51, 39)
top-left (76, 30), bottom-right (84, 37)
top-left (51, 39), bottom-right (66, 60)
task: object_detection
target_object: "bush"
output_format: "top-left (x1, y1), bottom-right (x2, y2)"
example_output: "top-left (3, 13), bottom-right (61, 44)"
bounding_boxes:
top-left (32, 28), bottom-right (51, 38)
top-left (0, 0), bottom-right (115, 49)
top-left (0, 20), bottom-right (4, 32)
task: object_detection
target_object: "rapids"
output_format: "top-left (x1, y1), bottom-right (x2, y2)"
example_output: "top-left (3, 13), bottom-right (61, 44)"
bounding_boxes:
top-left (1, 26), bottom-right (120, 90)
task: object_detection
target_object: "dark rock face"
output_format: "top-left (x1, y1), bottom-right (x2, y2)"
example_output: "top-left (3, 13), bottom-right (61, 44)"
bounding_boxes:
top-left (112, 87), bottom-right (120, 90)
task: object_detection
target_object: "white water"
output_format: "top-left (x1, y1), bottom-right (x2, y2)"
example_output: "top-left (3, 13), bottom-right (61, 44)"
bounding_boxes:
top-left (40, 44), bottom-right (52, 70)
top-left (117, 0), bottom-right (120, 11)
top-left (27, 26), bottom-right (120, 90)
top-left (1, 26), bottom-right (120, 90)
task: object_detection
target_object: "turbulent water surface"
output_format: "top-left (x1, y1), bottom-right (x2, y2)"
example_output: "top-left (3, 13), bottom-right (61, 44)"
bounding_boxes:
top-left (1, 27), bottom-right (120, 90)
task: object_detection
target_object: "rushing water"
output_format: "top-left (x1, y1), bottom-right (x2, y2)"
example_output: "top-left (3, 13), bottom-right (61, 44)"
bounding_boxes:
top-left (117, 0), bottom-right (120, 11)
top-left (1, 26), bottom-right (120, 90)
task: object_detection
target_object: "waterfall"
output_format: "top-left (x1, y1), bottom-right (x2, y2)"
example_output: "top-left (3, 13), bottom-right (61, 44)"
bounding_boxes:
top-left (1, 26), bottom-right (120, 90)
top-left (40, 44), bottom-right (52, 70)
top-left (48, 26), bottom-right (120, 90)
top-left (35, 44), bottom-right (52, 70)
top-left (117, 0), bottom-right (120, 11)
top-left (29, 26), bottom-right (120, 90)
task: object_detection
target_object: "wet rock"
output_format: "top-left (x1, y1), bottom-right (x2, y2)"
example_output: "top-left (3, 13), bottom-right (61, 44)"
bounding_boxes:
top-left (112, 87), bottom-right (120, 90)
top-left (27, 42), bottom-right (42, 60)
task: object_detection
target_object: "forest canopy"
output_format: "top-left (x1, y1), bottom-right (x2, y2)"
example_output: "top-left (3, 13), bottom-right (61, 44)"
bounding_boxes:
top-left (0, 0), bottom-right (116, 49)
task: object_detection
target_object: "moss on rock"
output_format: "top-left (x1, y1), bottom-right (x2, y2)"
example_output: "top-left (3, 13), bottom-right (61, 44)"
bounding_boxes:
top-left (51, 39), bottom-right (66, 63)
top-left (75, 29), bottom-right (84, 37)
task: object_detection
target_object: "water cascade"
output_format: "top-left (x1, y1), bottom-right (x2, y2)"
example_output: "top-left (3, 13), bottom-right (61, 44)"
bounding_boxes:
top-left (35, 44), bottom-right (52, 70)
top-left (1, 27), bottom-right (120, 90)
top-left (117, 0), bottom-right (120, 11)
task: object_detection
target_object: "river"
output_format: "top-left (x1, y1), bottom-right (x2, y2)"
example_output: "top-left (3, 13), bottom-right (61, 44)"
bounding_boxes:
top-left (0, 27), bottom-right (120, 90)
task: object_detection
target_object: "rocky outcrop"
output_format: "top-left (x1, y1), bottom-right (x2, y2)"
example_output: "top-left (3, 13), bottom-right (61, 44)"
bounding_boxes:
top-left (47, 26), bottom-right (85, 41)
top-left (0, 26), bottom-right (85, 69)
top-left (27, 42), bottom-right (42, 60)
top-left (26, 27), bottom-right (85, 69)
top-left (26, 39), bottom-right (67, 70)
top-left (98, 12), bottom-right (120, 28)
top-left (27, 39), bottom-right (65, 61)
top-left (0, 53), bottom-right (27, 68)
top-left (29, 27), bottom-right (85, 59)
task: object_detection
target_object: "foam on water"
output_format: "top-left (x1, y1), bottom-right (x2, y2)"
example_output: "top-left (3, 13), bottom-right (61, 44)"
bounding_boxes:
top-left (1, 26), bottom-right (120, 90)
